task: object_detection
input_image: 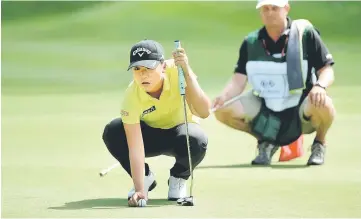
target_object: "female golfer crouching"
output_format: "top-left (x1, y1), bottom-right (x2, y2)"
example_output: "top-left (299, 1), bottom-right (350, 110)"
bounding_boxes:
top-left (102, 39), bottom-right (211, 207)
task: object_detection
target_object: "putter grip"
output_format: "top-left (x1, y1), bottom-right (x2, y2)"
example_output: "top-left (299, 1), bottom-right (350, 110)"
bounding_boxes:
top-left (174, 40), bottom-right (186, 95)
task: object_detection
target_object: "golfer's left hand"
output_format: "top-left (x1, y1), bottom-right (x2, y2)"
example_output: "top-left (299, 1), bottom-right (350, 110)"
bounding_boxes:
top-left (172, 48), bottom-right (189, 72)
top-left (308, 85), bottom-right (327, 108)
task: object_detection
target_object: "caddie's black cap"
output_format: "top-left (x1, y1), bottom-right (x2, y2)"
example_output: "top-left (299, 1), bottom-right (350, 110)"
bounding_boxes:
top-left (127, 39), bottom-right (165, 70)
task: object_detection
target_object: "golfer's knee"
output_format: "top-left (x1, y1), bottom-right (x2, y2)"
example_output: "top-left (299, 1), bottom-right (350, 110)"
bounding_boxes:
top-left (186, 135), bottom-right (207, 166)
top-left (102, 124), bottom-right (110, 145)
top-left (102, 118), bottom-right (124, 146)
top-left (102, 118), bottom-right (129, 163)
top-left (189, 130), bottom-right (208, 151)
top-left (177, 126), bottom-right (208, 155)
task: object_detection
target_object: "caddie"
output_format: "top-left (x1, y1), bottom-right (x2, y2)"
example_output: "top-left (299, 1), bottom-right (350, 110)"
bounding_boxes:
top-left (212, 0), bottom-right (336, 165)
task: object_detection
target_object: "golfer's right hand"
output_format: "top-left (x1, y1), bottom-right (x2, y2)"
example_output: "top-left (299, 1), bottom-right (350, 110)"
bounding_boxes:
top-left (128, 191), bottom-right (147, 207)
top-left (212, 95), bottom-right (227, 110)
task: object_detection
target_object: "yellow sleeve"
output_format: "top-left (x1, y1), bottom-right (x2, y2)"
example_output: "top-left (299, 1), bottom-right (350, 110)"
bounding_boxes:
top-left (120, 86), bottom-right (141, 124)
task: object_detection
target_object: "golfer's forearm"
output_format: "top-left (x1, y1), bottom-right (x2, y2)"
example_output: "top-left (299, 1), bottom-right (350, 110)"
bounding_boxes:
top-left (222, 74), bottom-right (247, 100)
top-left (129, 145), bottom-right (145, 193)
top-left (124, 124), bottom-right (145, 193)
top-left (184, 68), bottom-right (211, 118)
top-left (317, 65), bottom-right (335, 88)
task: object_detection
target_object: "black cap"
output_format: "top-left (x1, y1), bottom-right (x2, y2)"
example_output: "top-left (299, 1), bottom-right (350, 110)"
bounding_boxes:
top-left (127, 39), bottom-right (165, 70)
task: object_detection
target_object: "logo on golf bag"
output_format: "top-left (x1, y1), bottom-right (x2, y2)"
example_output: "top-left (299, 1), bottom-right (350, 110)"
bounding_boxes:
top-left (133, 47), bottom-right (152, 57)
top-left (254, 78), bottom-right (285, 98)
top-left (260, 79), bottom-right (275, 88)
top-left (142, 106), bottom-right (156, 117)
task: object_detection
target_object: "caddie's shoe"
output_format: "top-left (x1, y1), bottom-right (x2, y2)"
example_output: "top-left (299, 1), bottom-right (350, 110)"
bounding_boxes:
top-left (168, 176), bottom-right (187, 201)
top-left (251, 141), bottom-right (279, 165)
top-left (307, 141), bottom-right (326, 165)
top-left (128, 170), bottom-right (157, 200)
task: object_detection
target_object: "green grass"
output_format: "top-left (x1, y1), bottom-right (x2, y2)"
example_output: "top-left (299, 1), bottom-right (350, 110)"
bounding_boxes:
top-left (2, 1), bottom-right (361, 218)
top-left (2, 90), bottom-right (361, 217)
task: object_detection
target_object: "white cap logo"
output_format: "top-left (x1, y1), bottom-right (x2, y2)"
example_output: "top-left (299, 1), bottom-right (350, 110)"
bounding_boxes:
top-left (132, 47), bottom-right (152, 57)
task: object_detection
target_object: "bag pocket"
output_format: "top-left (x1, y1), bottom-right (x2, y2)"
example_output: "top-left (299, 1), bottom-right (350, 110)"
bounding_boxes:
top-left (263, 114), bottom-right (281, 141)
top-left (251, 110), bottom-right (281, 142)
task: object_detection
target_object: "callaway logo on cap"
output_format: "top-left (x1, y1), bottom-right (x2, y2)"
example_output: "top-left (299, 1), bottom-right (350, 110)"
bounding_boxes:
top-left (127, 39), bottom-right (165, 70)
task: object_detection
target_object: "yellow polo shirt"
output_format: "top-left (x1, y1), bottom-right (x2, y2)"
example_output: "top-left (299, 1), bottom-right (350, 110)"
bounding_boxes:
top-left (120, 60), bottom-right (199, 129)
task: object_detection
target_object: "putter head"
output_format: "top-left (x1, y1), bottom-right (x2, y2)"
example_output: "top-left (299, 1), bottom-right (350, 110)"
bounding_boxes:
top-left (177, 196), bottom-right (194, 206)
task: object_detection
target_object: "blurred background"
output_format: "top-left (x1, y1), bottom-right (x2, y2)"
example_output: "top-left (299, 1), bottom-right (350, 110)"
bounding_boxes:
top-left (2, 1), bottom-right (361, 218)
top-left (2, 1), bottom-right (361, 95)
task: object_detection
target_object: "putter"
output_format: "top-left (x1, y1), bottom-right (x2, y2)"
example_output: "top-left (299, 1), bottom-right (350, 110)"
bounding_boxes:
top-left (174, 40), bottom-right (194, 207)
top-left (99, 162), bottom-right (120, 177)
top-left (210, 93), bottom-right (244, 113)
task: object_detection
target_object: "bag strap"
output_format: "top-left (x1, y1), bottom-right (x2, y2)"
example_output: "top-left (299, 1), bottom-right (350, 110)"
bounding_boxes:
top-left (287, 19), bottom-right (313, 92)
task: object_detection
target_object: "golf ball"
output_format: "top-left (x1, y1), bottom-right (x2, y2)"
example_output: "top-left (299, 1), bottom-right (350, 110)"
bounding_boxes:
top-left (138, 199), bottom-right (147, 207)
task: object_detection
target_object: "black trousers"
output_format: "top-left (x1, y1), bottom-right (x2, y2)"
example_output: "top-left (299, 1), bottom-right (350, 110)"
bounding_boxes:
top-left (102, 118), bottom-right (208, 180)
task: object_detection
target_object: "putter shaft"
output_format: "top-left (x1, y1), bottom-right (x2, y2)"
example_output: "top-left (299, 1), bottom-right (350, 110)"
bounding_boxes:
top-left (181, 95), bottom-right (193, 197)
